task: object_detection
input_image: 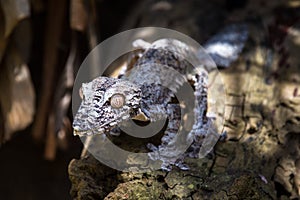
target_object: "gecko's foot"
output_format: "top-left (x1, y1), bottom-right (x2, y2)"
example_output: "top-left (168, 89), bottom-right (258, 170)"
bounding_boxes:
top-left (175, 162), bottom-right (190, 171)
top-left (161, 160), bottom-right (190, 171)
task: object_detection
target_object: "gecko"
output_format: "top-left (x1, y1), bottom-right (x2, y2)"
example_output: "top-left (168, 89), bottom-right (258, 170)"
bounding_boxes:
top-left (72, 24), bottom-right (248, 171)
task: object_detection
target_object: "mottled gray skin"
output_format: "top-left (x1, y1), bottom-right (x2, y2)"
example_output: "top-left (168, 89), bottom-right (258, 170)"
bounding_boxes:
top-left (73, 22), bottom-right (249, 171)
top-left (73, 78), bottom-right (142, 135)
top-left (127, 39), bottom-right (211, 171)
top-left (73, 38), bottom-right (212, 171)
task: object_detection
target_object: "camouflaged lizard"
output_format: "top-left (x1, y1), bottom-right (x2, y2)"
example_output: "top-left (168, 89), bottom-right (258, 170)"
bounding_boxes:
top-left (72, 24), bottom-right (248, 171)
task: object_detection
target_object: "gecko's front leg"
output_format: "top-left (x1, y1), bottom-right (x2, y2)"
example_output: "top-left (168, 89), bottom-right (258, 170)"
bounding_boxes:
top-left (147, 103), bottom-right (191, 171)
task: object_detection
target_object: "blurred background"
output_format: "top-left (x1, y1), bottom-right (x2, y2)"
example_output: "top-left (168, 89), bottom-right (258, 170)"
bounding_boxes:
top-left (0, 0), bottom-right (299, 199)
top-left (0, 0), bottom-right (137, 199)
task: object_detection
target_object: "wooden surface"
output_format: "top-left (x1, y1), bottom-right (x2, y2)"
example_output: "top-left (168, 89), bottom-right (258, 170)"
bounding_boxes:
top-left (68, 0), bottom-right (300, 199)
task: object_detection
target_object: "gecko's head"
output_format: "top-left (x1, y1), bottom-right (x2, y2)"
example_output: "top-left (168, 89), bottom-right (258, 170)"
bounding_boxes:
top-left (73, 77), bottom-right (142, 136)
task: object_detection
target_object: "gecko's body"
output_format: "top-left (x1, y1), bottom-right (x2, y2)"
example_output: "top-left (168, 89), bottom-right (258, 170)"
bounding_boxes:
top-left (73, 25), bottom-right (248, 171)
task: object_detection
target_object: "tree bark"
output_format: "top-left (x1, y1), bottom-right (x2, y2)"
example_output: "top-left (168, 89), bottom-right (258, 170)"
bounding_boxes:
top-left (68, 0), bottom-right (300, 199)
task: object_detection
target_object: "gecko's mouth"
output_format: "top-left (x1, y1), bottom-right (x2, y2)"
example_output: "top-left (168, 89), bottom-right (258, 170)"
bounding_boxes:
top-left (73, 108), bottom-right (149, 137)
top-left (73, 121), bottom-right (117, 136)
top-left (131, 111), bottom-right (149, 121)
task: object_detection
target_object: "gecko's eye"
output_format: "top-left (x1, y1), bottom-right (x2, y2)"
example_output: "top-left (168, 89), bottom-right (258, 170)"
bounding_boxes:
top-left (110, 94), bottom-right (125, 109)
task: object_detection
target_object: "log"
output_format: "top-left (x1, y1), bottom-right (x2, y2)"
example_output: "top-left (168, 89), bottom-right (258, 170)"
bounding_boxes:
top-left (68, 0), bottom-right (300, 199)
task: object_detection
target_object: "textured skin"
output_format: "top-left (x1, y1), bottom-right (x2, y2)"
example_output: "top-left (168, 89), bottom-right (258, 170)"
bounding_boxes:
top-left (73, 77), bottom-right (141, 135)
top-left (128, 39), bottom-right (211, 170)
top-left (73, 38), bottom-right (212, 171)
top-left (73, 30), bottom-right (248, 170)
